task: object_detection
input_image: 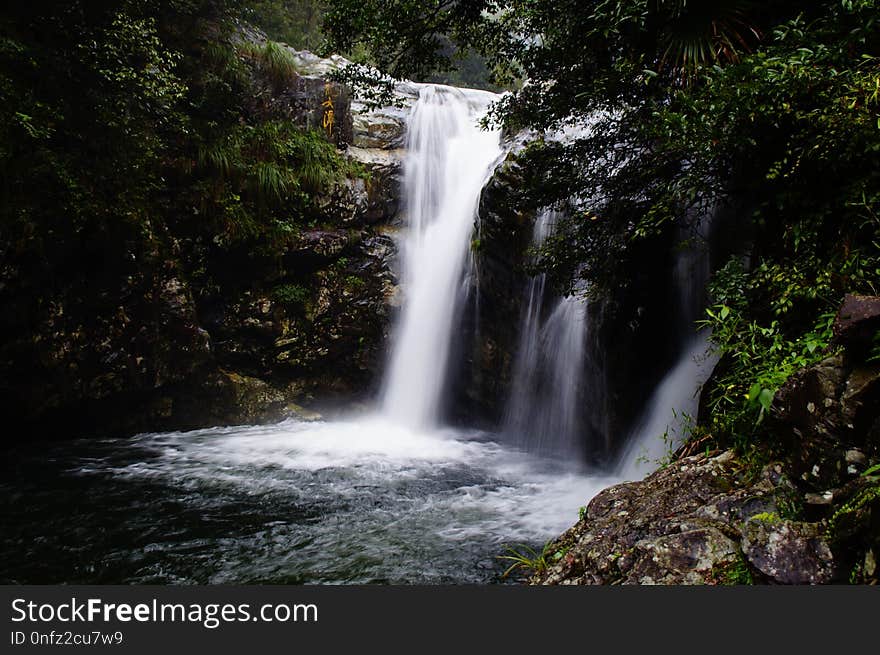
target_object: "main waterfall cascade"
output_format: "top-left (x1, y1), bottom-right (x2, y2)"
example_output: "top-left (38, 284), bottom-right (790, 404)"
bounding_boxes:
top-left (381, 86), bottom-right (503, 430)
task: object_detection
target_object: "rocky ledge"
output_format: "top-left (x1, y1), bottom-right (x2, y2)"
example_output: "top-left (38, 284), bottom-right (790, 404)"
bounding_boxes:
top-left (533, 451), bottom-right (826, 584)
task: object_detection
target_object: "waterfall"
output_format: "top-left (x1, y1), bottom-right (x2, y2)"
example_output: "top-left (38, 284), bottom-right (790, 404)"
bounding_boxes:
top-left (617, 331), bottom-right (717, 479)
top-left (502, 209), bottom-right (589, 458)
top-left (380, 85), bottom-right (502, 430)
top-left (617, 213), bottom-right (719, 479)
top-left (378, 82), bottom-right (713, 476)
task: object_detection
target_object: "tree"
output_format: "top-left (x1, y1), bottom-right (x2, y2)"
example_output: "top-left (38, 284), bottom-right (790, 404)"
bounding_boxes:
top-left (245, 0), bottom-right (326, 50)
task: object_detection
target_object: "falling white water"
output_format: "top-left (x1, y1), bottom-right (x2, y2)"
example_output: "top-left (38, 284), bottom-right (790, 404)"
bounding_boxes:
top-left (381, 85), bottom-right (503, 429)
top-left (617, 332), bottom-right (718, 479)
top-left (617, 212), bottom-right (719, 480)
top-left (503, 209), bottom-right (589, 458)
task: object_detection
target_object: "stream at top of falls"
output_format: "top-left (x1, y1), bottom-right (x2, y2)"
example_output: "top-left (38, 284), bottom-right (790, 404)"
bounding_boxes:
top-left (0, 84), bottom-right (713, 584)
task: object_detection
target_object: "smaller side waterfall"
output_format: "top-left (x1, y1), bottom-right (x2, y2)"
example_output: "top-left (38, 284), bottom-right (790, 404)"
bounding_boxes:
top-left (502, 210), bottom-right (588, 459)
top-left (617, 331), bottom-right (717, 479)
top-left (618, 211), bottom-right (720, 479)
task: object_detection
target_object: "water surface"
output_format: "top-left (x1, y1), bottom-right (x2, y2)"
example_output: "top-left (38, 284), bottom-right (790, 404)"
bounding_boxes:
top-left (1, 418), bottom-right (613, 584)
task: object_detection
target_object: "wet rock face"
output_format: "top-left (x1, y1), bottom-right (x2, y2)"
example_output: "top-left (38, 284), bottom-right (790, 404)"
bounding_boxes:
top-left (0, 217), bottom-right (214, 436)
top-left (452, 151), bottom-right (536, 426)
top-left (205, 231), bottom-right (397, 395)
top-left (321, 147), bottom-right (405, 227)
top-left (351, 107), bottom-right (408, 150)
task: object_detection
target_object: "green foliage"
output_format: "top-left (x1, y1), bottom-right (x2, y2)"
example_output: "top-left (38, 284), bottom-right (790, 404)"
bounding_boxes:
top-left (0, 0), bottom-right (356, 331)
top-left (497, 541), bottom-right (568, 579)
top-left (651, 2), bottom-right (880, 451)
top-left (710, 553), bottom-right (755, 585)
top-left (196, 121), bottom-right (346, 203)
top-left (273, 283), bottom-right (311, 306)
top-left (653, 1), bottom-right (763, 83)
top-left (0, 1), bottom-right (189, 242)
top-left (749, 511), bottom-right (781, 524)
top-left (245, 1), bottom-right (326, 51)
top-left (237, 39), bottom-right (300, 88)
top-left (869, 331), bottom-right (880, 363)
top-left (194, 121), bottom-right (353, 249)
top-left (826, 483), bottom-right (880, 541)
top-left (634, 411), bottom-right (693, 470)
top-left (699, 280), bottom-right (839, 448)
top-left (322, 0), bottom-right (497, 81)
top-left (343, 275), bottom-right (365, 290)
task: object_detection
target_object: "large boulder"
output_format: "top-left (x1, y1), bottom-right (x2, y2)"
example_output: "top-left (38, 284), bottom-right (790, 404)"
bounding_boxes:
top-left (451, 150), bottom-right (537, 426)
top-left (531, 450), bottom-right (842, 585)
top-left (770, 297), bottom-right (880, 491)
top-left (320, 147), bottom-right (405, 227)
top-left (741, 516), bottom-right (835, 584)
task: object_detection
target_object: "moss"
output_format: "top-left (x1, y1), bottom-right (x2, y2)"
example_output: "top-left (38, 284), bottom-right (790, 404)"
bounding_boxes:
top-left (273, 283), bottom-right (310, 307)
top-left (825, 483), bottom-right (880, 541)
top-left (709, 553), bottom-right (754, 585)
top-left (344, 275), bottom-right (365, 290)
top-left (749, 511), bottom-right (782, 525)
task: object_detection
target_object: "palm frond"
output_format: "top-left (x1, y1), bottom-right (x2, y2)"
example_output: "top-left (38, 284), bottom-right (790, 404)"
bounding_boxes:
top-left (657, 0), bottom-right (761, 83)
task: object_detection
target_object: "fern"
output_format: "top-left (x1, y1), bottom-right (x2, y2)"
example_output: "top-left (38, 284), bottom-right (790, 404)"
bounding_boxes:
top-left (237, 39), bottom-right (299, 88)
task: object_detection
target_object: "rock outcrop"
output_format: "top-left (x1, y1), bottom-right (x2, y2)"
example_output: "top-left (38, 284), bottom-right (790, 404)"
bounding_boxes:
top-left (451, 150), bottom-right (537, 427)
top-left (531, 450), bottom-right (842, 584)
top-left (454, 144), bottom-right (705, 461)
top-left (770, 294), bottom-right (880, 491)
top-left (531, 295), bottom-right (880, 584)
